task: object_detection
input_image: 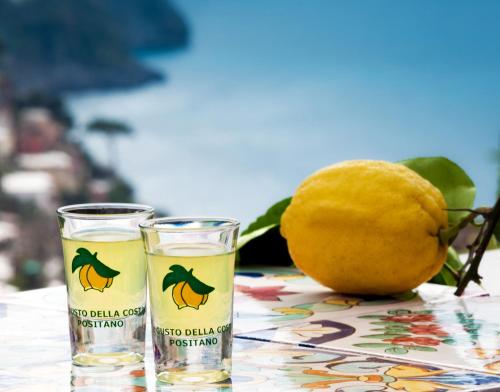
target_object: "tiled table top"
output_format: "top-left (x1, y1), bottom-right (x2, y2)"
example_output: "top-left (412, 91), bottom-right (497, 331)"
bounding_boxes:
top-left (1, 265), bottom-right (500, 391)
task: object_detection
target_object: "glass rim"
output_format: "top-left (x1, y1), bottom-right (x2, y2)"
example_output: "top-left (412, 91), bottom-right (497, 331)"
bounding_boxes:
top-left (139, 216), bottom-right (240, 233)
top-left (57, 203), bottom-right (154, 220)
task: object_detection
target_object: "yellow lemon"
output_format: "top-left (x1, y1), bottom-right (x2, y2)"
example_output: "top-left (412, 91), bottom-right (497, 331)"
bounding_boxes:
top-left (72, 248), bottom-right (119, 292)
top-left (172, 281), bottom-right (209, 310)
top-left (79, 264), bottom-right (113, 292)
top-left (280, 160), bottom-right (448, 295)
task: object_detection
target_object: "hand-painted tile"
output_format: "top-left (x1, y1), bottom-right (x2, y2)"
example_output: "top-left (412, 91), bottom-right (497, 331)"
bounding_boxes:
top-left (343, 296), bottom-right (500, 374)
top-left (236, 319), bottom-right (358, 349)
top-left (5, 338), bottom-right (499, 391)
top-left (236, 268), bottom-right (486, 300)
top-left (158, 339), bottom-right (500, 391)
top-left (1, 267), bottom-right (498, 391)
top-left (240, 296), bottom-right (500, 375)
top-left (234, 268), bottom-right (486, 335)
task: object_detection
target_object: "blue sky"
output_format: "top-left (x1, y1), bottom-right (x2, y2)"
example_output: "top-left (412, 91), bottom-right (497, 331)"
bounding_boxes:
top-left (72, 0), bottom-right (500, 222)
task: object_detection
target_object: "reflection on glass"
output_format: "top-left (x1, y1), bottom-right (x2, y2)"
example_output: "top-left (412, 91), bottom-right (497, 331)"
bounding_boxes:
top-left (155, 377), bottom-right (233, 392)
top-left (71, 362), bottom-right (147, 391)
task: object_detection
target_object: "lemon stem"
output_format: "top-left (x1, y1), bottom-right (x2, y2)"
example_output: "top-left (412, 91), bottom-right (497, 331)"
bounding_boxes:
top-left (438, 211), bottom-right (483, 245)
top-left (454, 197), bottom-right (500, 296)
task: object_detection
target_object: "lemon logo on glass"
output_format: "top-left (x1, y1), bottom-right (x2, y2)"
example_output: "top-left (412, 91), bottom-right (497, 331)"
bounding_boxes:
top-left (162, 265), bottom-right (215, 310)
top-left (71, 248), bottom-right (120, 292)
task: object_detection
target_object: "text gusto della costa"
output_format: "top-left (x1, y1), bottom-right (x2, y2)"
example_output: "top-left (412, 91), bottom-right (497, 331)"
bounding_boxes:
top-left (155, 323), bottom-right (232, 337)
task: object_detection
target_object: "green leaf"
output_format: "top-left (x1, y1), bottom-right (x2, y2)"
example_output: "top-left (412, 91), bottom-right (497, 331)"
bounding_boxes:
top-left (71, 248), bottom-right (120, 279)
top-left (487, 234), bottom-right (498, 250)
top-left (441, 338), bottom-right (456, 345)
top-left (90, 256), bottom-right (120, 279)
top-left (241, 197), bottom-right (291, 235)
top-left (384, 329), bottom-right (411, 335)
top-left (162, 264), bottom-right (190, 291)
top-left (407, 345), bottom-right (438, 352)
top-left (71, 248), bottom-right (93, 272)
top-left (371, 321), bottom-right (410, 327)
top-left (374, 326), bottom-right (409, 332)
top-left (400, 157), bottom-right (476, 226)
top-left (162, 265), bottom-right (215, 295)
top-left (429, 246), bottom-right (463, 286)
top-left (170, 264), bottom-right (190, 278)
top-left (236, 197), bottom-right (293, 266)
top-left (162, 265), bottom-right (189, 291)
top-left (162, 274), bottom-right (178, 292)
top-left (430, 266), bottom-right (456, 286)
top-left (388, 309), bottom-right (413, 315)
top-left (445, 246), bottom-right (463, 271)
top-left (187, 270), bottom-right (215, 295)
top-left (238, 224), bottom-right (277, 249)
top-left (385, 347), bottom-right (409, 354)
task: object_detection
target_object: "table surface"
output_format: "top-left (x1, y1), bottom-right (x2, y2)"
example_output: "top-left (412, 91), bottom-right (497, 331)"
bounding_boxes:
top-left (1, 250), bottom-right (500, 391)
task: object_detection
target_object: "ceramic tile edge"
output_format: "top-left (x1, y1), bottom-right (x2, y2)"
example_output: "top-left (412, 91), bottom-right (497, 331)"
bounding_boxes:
top-left (234, 335), bottom-right (500, 379)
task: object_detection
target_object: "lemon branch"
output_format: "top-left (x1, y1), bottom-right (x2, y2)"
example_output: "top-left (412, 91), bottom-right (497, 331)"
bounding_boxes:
top-left (438, 207), bottom-right (491, 246)
top-left (440, 197), bottom-right (500, 296)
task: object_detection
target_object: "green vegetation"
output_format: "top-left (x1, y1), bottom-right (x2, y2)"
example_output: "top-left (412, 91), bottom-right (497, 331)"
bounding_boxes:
top-left (0, 4), bottom-right (187, 290)
top-left (107, 177), bottom-right (135, 203)
top-left (86, 118), bottom-right (133, 171)
top-left (0, 0), bottom-right (188, 94)
top-left (0, 84), bottom-right (143, 291)
top-left (14, 93), bottom-right (73, 129)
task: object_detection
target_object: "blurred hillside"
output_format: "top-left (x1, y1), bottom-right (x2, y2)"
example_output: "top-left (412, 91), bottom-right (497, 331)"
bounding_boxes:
top-left (0, 91), bottom-right (140, 292)
top-left (0, 0), bottom-right (189, 94)
top-left (0, 0), bottom-right (185, 292)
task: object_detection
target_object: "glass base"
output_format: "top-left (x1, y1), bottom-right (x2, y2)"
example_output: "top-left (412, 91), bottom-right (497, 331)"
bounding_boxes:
top-left (73, 352), bottom-right (144, 366)
top-left (157, 369), bottom-right (230, 384)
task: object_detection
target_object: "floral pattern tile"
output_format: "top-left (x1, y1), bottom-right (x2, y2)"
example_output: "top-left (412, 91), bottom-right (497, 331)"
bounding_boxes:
top-left (342, 296), bottom-right (500, 374)
top-left (4, 337), bottom-right (500, 391)
top-left (239, 296), bottom-right (500, 375)
top-left (233, 268), bottom-right (486, 335)
top-left (1, 269), bottom-right (499, 391)
top-left (154, 339), bottom-right (500, 391)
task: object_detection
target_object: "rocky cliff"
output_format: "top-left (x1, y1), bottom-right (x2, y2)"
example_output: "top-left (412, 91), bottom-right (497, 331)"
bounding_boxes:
top-left (0, 0), bottom-right (189, 94)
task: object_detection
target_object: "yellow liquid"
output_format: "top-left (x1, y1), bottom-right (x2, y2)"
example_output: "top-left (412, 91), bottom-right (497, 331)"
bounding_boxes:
top-left (147, 243), bottom-right (234, 333)
top-left (62, 230), bottom-right (147, 316)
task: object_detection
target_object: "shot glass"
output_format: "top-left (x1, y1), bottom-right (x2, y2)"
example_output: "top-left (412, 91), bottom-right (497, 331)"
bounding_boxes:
top-left (140, 217), bottom-right (240, 384)
top-left (57, 203), bottom-right (154, 366)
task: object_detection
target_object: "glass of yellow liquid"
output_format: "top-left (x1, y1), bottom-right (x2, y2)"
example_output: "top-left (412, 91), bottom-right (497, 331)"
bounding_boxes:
top-left (140, 217), bottom-right (240, 384)
top-left (57, 203), bottom-right (154, 366)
